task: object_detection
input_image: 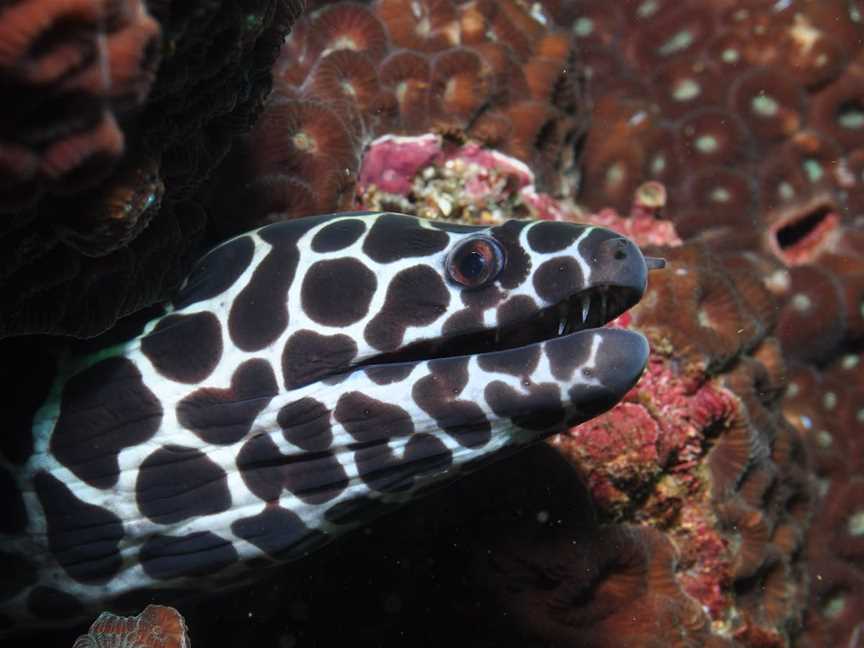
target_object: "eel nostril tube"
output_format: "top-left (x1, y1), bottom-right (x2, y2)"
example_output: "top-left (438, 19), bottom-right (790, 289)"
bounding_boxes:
top-left (645, 257), bottom-right (666, 270)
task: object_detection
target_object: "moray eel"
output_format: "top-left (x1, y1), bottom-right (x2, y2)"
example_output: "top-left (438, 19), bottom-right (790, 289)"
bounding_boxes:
top-left (0, 211), bottom-right (658, 632)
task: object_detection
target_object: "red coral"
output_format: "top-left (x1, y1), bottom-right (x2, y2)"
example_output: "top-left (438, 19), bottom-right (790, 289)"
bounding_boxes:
top-left (73, 605), bottom-right (189, 648)
top-left (543, 233), bottom-right (811, 644)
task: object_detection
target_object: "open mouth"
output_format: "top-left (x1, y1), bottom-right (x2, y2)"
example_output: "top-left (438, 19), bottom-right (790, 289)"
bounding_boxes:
top-left (357, 284), bottom-right (643, 368)
top-left (766, 194), bottom-right (840, 266)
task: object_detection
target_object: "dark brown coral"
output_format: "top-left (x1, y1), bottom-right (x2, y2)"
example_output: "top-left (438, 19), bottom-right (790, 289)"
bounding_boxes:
top-left (569, 0), bottom-right (864, 367)
top-left (0, 0), bottom-right (305, 338)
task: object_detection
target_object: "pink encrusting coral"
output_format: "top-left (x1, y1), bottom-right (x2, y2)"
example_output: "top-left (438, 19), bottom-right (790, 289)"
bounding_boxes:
top-left (0, 0), bottom-right (161, 211)
top-left (548, 229), bottom-right (812, 644)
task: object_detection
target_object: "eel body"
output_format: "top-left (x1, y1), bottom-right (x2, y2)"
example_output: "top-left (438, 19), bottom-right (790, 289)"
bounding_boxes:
top-left (0, 211), bottom-right (653, 632)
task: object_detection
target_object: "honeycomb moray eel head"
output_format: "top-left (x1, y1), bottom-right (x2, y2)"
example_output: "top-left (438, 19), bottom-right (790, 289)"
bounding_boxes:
top-left (0, 212), bottom-right (656, 632)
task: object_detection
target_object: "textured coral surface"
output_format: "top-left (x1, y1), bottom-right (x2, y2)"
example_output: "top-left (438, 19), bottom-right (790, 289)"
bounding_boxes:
top-left (0, 0), bottom-right (304, 338)
top-left (72, 605), bottom-right (189, 648)
top-left (209, 0), bottom-right (589, 234)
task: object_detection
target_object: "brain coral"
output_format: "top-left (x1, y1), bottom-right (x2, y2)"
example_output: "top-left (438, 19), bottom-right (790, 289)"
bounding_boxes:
top-left (0, 0), bottom-right (305, 338)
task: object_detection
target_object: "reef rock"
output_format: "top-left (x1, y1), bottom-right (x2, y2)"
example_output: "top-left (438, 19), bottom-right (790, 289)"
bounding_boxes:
top-left (0, 0), bottom-right (304, 338)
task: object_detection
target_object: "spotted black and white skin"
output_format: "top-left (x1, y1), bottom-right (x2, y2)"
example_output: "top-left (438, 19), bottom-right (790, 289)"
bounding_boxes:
top-left (0, 211), bottom-right (656, 633)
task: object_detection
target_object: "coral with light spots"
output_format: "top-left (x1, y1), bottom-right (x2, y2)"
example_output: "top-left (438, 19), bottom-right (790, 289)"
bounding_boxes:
top-left (782, 351), bottom-right (864, 644)
top-left (561, 9), bottom-right (864, 641)
top-left (211, 0), bottom-right (588, 233)
top-left (567, 0), bottom-right (864, 365)
top-left (550, 238), bottom-right (811, 645)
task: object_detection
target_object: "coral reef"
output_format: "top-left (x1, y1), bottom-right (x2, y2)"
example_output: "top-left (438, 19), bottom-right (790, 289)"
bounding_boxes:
top-left (783, 351), bottom-right (864, 645)
top-left (145, 195), bottom-right (810, 648)
top-left (0, 0), bottom-right (305, 338)
top-left (568, 0), bottom-right (864, 366)
top-left (72, 605), bottom-right (189, 648)
top-left (210, 0), bottom-right (589, 233)
top-left (0, 0), bottom-right (161, 211)
top-left (563, 7), bottom-right (864, 641)
top-left (0, 0), bottom-right (862, 646)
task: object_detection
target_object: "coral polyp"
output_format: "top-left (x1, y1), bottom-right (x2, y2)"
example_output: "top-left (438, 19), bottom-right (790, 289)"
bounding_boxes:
top-left (214, 0), bottom-right (588, 227)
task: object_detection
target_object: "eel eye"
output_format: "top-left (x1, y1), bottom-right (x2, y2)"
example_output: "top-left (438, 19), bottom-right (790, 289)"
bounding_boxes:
top-left (446, 235), bottom-right (504, 288)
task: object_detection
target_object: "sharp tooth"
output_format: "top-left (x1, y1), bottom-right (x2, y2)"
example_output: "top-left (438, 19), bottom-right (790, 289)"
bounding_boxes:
top-left (581, 295), bottom-right (590, 323)
top-left (558, 319), bottom-right (566, 336)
